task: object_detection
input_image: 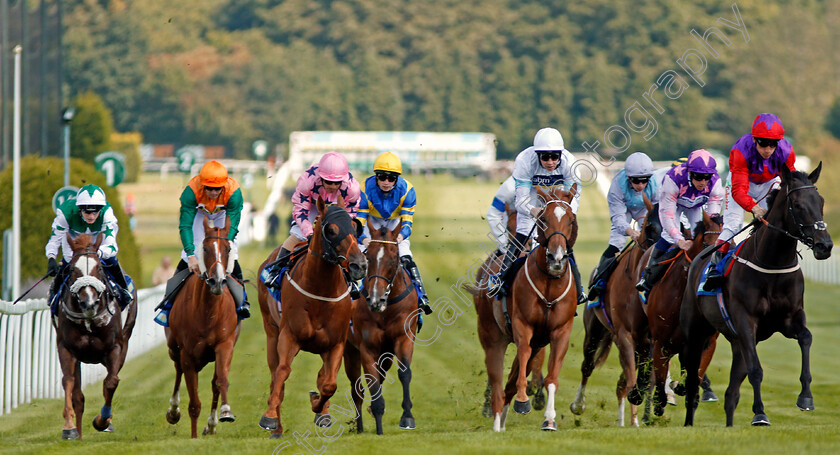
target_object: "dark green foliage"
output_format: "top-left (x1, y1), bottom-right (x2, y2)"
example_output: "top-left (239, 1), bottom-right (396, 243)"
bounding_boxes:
top-left (0, 157), bottom-right (141, 284)
top-left (69, 92), bottom-right (114, 163)
top-left (826, 98), bottom-right (840, 141)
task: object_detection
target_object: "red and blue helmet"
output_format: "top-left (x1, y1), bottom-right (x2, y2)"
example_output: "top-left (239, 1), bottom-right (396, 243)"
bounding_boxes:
top-left (751, 113), bottom-right (785, 140)
top-left (686, 149), bottom-right (717, 174)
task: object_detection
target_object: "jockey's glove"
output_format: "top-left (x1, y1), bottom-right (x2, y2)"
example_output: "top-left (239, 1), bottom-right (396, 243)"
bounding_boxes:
top-left (47, 257), bottom-right (59, 277)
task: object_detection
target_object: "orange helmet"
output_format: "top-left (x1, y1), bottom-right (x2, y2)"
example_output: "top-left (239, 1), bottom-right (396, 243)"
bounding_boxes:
top-left (200, 160), bottom-right (228, 186)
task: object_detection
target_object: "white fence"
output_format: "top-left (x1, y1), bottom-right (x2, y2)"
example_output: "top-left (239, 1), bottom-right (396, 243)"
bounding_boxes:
top-left (801, 253), bottom-right (840, 285)
top-left (0, 285), bottom-right (166, 416)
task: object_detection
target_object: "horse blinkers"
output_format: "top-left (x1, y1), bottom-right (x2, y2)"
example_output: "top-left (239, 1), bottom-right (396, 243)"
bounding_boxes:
top-left (785, 185), bottom-right (832, 258)
top-left (320, 207), bottom-right (368, 280)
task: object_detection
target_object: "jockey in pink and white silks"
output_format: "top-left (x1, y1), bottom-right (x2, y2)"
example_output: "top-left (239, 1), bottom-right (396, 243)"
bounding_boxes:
top-left (636, 149), bottom-right (724, 293)
top-left (703, 113), bottom-right (797, 290)
top-left (588, 152), bottom-right (660, 300)
top-left (489, 127), bottom-right (586, 304)
top-left (263, 152), bottom-right (362, 289)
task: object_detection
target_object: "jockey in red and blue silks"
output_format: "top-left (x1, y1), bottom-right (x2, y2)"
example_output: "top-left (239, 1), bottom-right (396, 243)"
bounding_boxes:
top-left (636, 149), bottom-right (724, 293)
top-left (704, 113), bottom-right (797, 289)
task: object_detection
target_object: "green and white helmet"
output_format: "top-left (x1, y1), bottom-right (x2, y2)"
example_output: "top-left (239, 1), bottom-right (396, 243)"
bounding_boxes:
top-left (75, 184), bottom-right (107, 207)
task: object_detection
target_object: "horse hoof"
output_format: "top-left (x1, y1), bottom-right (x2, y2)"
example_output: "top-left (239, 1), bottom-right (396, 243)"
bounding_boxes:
top-left (654, 404), bottom-right (665, 417)
top-left (796, 396), bottom-right (814, 411)
top-left (166, 408), bottom-right (181, 425)
top-left (202, 426), bottom-right (216, 436)
top-left (259, 416), bottom-right (278, 431)
top-left (569, 401), bottom-right (585, 416)
top-left (627, 388), bottom-right (644, 406)
top-left (667, 392), bottom-right (678, 406)
top-left (671, 381), bottom-right (686, 396)
top-left (533, 389), bottom-right (546, 411)
top-left (751, 414), bottom-right (771, 426)
top-left (61, 428), bottom-right (79, 440)
top-left (92, 415), bottom-right (112, 432)
top-left (314, 414), bottom-right (333, 428)
top-left (399, 416), bottom-right (416, 430)
top-left (701, 389), bottom-right (719, 402)
top-left (482, 404), bottom-right (492, 418)
top-left (219, 410), bottom-right (236, 422)
top-left (269, 431), bottom-right (284, 439)
top-left (541, 420), bottom-right (557, 431)
top-left (513, 399), bottom-right (531, 415)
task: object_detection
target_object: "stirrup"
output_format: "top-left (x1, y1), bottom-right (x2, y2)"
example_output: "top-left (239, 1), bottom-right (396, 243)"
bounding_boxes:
top-left (419, 296), bottom-right (433, 315)
top-left (635, 278), bottom-right (650, 293)
top-left (154, 309), bottom-right (170, 327)
top-left (349, 282), bottom-right (361, 300)
top-left (236, 302), bottom-right (251, 319)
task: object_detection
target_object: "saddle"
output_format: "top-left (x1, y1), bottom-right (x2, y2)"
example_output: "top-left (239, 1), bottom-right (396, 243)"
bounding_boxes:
top-left (260, 241), bottom-right (313, 312)
top-left (697, 241), bottom-right (746, 296)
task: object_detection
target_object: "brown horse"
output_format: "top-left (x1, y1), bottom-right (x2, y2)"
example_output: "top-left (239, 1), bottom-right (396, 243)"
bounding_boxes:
top-left (260, 196), bottom-right (367, 438)
top-left (55, 232), bottom-right (137, 440)
top-left (570, 194), bottom-right (659, 427)
top-left (495, 185), bottom-right (579, 432)
top-left (165, 215), bottom-right (241, 438)
top-left (343, 224), bottom-right (419, 434)
top-left (682, 164), bottom-right (833, 426)
top-left (643, 211), bottom-right (721, 417)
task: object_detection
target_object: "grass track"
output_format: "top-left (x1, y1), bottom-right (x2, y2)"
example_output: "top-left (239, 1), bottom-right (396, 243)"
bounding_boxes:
top-left (2, 174), bottom-right (840, 454)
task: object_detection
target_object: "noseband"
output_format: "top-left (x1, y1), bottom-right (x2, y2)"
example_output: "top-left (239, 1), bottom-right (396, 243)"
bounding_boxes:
top-left (366, 239), bottom-right (401, 298)
top-left (761, 184), bottom-right (827, 250)
top-left (313, 207), bottom-right (358, 266)
top-left (62, 249), bottom-right (114, 324)
top-left (539, 199), bottom-right (573, 260)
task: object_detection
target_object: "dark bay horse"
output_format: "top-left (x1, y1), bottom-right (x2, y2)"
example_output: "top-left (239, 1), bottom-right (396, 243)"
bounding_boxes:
top-left (261, 196), bottom-right (367, 438)
top-left (571, 194), bottom-right (660, 427)
top-left (344, 224), bottom-right (419, 434)
top-left (165, 215), bottom-right (241, 438)
top-left (643, 211), bottom-right (721, 417)
top-left (499, 185), bottom-right (579, 432)
top-left (55, 232), bottom-right (137, 440)
top-left (682, 163), bottom-right (832, 426)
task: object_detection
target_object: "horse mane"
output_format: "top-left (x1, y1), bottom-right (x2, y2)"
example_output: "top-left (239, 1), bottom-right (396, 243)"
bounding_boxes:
top-left (691, 220), bottom-right (705, 238)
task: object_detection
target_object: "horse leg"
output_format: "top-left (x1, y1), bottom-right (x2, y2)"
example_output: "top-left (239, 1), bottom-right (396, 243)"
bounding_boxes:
top-left (180, 358), bottom-right (201, 439)
top-left (724, 344), bottom-right (748, 426)
top-left (166, 362), bottom-right (183, 425)
top-left (482, 340), bottom-right (508, 432)
top-left (698, 333), bottom-right (719, 402)
top-left (614, 330), bottom-right (637, 426)
top-left (343, 342), bottom-right (365, 433)
top-left (394, 337), bottom-right (416, 431)
top-left (58, 346), bottom-right (80, 440)
top-left (203, 370), bottom-right (220, 436)
top-left (310, 343), bottom-right (345, 428)
top-left (528, 347), bottom-right (546, 411)
top-left (651, 340), bottom-right (670, 417)
top-left (509, 324), bottom-right (534, 415)
top-left (72, 360), bottom-right (85, 439)
top-left (629, 341), bottom-right (652, 426)
top-left (260, 309), bottom-right (280, 430)
top-left (735, 326), bottom-right (769, 426)
top-left (570, 311), bottom-right (611, 416)
top-left (540, 322), bottom-right (573, 431)
top-left (784, 310), bottom-right (814, 411)
top-left (358, 347), bottom-right (386, 435)
top-left (215, 339), bottom-right (236, 424)
top-left (269, 332), bottom-right (300, 438)
top-left (93, 347), bottom-right (121, 432)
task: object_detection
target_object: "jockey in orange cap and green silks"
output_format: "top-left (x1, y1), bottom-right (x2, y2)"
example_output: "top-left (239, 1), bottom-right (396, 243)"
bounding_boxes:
top-left (45, 184), bottom-right (134, 312)
top-left (154, 160), bottom-right (249, 326)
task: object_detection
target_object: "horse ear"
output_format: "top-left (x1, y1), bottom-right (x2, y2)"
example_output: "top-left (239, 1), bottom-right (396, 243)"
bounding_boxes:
top-left (568, 183), bottom-right (579, 200)
top-left (203, 214), bottom-right (211, 230)
top-left (643, 192), bottom-right (652, 212)
top-left (808, 161), bottom-right (822, 184)
top-left (780, 163), bottom-right (793, 186)
top-left (317, 195), bottom-right (326, 214)
top-left (337, 192), bottom-right (346, 208)
top-left (390, 223), bottom-right (401, 240)
top-left (93, 232), bottom-right (103, 250)
top-left (222, 215), bottom-right (231, 235)
top-left (536, 187), bottom-right (549, 205)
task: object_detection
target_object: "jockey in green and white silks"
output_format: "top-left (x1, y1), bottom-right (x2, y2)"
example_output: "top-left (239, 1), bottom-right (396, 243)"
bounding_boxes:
top-left (45, 184), bottom-right (133, 309)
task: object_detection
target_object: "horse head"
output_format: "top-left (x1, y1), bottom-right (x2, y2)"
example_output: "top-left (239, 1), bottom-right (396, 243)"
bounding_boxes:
top-left (535, 184), bottom-right (578, 277)
top-left (314, 195), bottom-right (368, 280)
top-left (199, 215), bottom-right (231, 295)
top-left (66, 232), bottom-right (108, 318)
top-left (690, 211), bottom-right (723, 255)
top-left (776, 162), bottom-right (833, 259)
top-left (364, 224), bottom-right (402, 313)
top-left (640, 193), bottom-right (662, 249)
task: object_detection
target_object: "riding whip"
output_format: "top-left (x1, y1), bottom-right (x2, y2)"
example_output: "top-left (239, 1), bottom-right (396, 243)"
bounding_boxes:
top-left (11, 272), bottom-right (52, 305)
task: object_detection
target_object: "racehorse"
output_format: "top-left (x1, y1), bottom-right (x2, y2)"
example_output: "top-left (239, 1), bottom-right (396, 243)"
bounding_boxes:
top-left (165, 215), bottom-right (241, 438)
top-left (643, 211), bottom-right (721, 417)
top-left (498, 185), bottom-right (579, 432)
top-left (682, 163), bottom-right (832, 426)
top-left (344, 224), bottom-right (419, 434)
top-left (260, 196), bottom-right (367, 438)
top-left (55, 232), bottom-right (137, 440)
top-left (570, 194), bottom-right (660, 427)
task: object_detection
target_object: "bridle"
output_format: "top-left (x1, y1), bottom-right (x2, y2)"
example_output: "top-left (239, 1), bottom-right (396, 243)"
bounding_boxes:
top-left (538, 199), bottom-right (573, 262)
top-left (759, 184), bottom-right (827, 250)
top-left (61, 248), bottom-right (115, 325)
top-left (365, 239), bottom-right (401, 299)
top-left (311, 207), bottom-right (357, 266)
top-left (200, 234), bottom-right (230, 283)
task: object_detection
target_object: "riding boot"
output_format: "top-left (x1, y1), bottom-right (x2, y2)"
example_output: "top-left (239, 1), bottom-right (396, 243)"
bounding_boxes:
top-left (490, 232), bottom-right (528, 297)
top-left (703, 241), bottom-right (730, 291)
top-left (587, 245), bottom-right (620, 301)
top-left (102, 257), bottom-right (134, 309)
top-left (263, 248), bottom-right (291, 290)
top-left (230, 260), bottom-right (251, 319)
top-left (401, 255), bottom-right (433, 314)
top-left (568, 250), bottom-right (588, 305)
top-left (48, 263), bottom-right (67, 315)
top-left (154, 260), bottom-right (190, 327)
top-left (635, 247), bottom-right (676, 293)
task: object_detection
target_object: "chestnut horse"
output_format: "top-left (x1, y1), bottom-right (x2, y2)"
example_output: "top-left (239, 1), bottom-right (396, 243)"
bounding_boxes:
top-left (570, 195), bottom-right (660, 427)
top-left (642, 211), bottom-right (720, 417)
top-left (55, 232), bottom-right (137, 440)
top-left (344, 224), bottom-right (419, 434)
top-left (496, 185), bottom-right (579, 432)
top-left (260, 196), bottom-right (367, 438)
top-left (682, 164), bottom-right (832, 426)
top-left (165, 215), bottom-right (241, 438)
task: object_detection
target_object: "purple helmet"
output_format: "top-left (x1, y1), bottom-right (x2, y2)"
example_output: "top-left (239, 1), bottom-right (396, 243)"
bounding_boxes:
top-left (686, 149), bottom-right (717, 174)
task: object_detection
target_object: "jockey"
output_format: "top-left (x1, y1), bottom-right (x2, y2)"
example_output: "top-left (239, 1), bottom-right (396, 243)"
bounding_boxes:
top-left (156, 160), bottom-right (249, 326)
top-left (636, 149), bottom-right (724, 293)
top-left (486, 175), bottom-right (519, 254)
top-left (588, 152), bottom-right (659, 301)
top-left (358, 152), bottom-right (433, 315)
top-left (45, 184), bottom-right (133, 308)
top-left (704, 113), bottom-right (796, 290)
top-left (490, 127), bottom-right (586, 304)
top-left (263, 152), bottom-right (362, 288)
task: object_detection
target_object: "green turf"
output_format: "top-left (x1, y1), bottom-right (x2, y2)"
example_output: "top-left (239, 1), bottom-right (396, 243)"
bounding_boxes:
top-left (3, 173), bottom-right (840, 454)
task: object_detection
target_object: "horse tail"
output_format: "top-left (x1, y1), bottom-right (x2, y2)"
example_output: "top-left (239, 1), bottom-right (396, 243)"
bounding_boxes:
top-left (461, 281), bottom-right (483, 297)
top-left (592, 331), bottom-right (613, 369)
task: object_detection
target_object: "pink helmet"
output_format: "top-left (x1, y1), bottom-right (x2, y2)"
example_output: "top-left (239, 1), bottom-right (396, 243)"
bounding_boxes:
top-left (317, 152), bottom-right (350, 181)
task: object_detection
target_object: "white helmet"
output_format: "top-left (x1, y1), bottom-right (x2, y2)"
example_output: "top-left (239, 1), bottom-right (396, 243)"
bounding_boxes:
top-left (75, 184), bottom-right (107, 207)
top-left (533, 127), bottom-right (565, 152)
top-left (624, 152), bottom-right (654, 178)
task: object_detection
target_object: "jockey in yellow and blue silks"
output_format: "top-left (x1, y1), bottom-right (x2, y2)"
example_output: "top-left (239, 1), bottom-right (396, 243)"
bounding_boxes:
top-left (357, 152), bottom-right (433, 315)
top-left (45, 184), bottom-right (134, 310)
